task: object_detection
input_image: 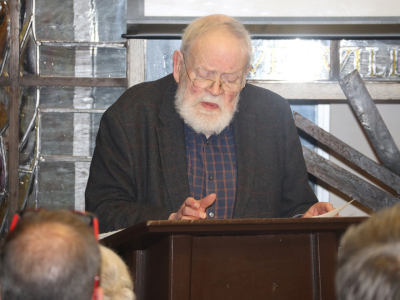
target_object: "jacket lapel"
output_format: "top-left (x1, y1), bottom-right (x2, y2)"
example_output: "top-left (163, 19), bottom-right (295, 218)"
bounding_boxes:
top-left (232, 92), bottom-right (257, 218)
top-left (157, 77), bottom-right (190, 211)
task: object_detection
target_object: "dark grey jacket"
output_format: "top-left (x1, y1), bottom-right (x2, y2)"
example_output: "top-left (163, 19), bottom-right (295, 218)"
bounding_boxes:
top-left (85, 74), bottom-right (317, 233)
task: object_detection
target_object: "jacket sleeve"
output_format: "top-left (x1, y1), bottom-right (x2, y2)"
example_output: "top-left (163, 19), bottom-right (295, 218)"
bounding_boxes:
top-left (279, 101), bottom-right (318, 217)
top-left (85, 108), bottom-right (173, 233)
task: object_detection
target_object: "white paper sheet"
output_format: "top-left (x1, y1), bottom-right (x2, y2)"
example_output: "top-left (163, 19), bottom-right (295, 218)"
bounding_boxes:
top-left (99, 229), bottom-right (125, 240)
top-left (312, 200), bottom-right (355, 218)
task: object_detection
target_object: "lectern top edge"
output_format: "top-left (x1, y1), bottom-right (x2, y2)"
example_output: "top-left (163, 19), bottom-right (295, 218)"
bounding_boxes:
top-left (101, 217), bottom-right (367, 250)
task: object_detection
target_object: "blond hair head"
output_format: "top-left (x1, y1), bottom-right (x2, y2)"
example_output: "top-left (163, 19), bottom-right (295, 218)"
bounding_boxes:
top-left (100, 245), bottom-right (135, 300)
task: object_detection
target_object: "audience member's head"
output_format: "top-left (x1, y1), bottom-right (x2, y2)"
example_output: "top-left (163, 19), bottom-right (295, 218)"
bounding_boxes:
top-left (0, 210), bottom-right (101, 300)
top-left (336, 243), bottom-right (400, 300)
top-left (100, 245), bottom-right (135, 300)
top-left (336, 204), bottom-right (400, 300)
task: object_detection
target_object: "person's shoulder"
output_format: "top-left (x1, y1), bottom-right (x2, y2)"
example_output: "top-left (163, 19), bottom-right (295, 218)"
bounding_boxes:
top-left (241, 83), bottom-right (290, 110)
top-left (107, 74), bottom-right (175, 114)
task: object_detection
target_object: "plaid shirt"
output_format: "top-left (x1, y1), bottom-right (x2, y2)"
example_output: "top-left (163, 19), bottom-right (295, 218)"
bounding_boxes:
top-left (184, 123), bottom-right (237, 219)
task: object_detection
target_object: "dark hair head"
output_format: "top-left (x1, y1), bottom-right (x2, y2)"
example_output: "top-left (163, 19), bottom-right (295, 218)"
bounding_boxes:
top-left (0, 210), bottom-right (100, 300)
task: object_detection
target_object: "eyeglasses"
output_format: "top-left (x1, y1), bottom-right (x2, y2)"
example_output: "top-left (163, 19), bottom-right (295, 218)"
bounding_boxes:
top-left (182, 56), bottom-right (245, 93)
top-left (9, 209), bottom-right (101, 299)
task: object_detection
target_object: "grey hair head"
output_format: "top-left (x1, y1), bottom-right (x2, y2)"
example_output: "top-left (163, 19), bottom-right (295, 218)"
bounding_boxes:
top-left (180, 14), bottom-right (252, 69)
top-left (338, 203), bottom-right (400, 269)
top-left (336, 243), bottom-right (400, 300)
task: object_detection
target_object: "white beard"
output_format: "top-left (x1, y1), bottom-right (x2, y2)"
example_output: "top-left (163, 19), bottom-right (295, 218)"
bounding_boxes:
top-left (174, 79), bottom-right (240, 136)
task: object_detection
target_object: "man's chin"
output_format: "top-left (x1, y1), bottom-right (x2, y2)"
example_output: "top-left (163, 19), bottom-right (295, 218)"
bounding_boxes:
top-left (189, 114), bottom-right (229, 136)
top-left (197, 108), bottom-right (221, 116)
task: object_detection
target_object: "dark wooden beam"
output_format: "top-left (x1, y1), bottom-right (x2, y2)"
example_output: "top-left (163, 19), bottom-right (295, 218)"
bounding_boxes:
top-left (340, 70), bottom-right (400, 177)
top-left (0, 77), bottom-right (11, 86)
top-left (294, 111), bottom-right (400, 195)
top-left (302, 146), bottom-right (399, 211)
top-left (9, 0), bottom-right (20, 223)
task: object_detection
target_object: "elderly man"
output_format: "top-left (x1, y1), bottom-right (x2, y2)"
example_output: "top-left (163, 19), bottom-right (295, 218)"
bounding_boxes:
top-left (0, 210), bottom-right (103, 300)
top-left (85, 14), bottom-right (334, 233)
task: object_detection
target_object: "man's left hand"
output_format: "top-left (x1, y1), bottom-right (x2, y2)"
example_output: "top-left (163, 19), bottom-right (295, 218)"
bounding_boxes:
top-left (301, 202), bottom-right (338, 218)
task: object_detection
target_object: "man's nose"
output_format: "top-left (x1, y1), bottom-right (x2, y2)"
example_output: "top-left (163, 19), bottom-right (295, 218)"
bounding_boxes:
top-left (206, 80), bottom-right (223, 96)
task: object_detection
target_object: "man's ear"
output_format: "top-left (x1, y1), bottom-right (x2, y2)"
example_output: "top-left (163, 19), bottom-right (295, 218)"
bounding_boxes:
top-left (173, 50), bottom-right (183, 83)
top-left (245, 65), bottom-right (251, 76)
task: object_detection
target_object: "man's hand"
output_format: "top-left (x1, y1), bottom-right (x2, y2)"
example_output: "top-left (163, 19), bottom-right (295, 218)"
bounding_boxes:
top-left (302, 202), bottom-right (338, 218)
top-left (168, 194), bottom-right (216, 220)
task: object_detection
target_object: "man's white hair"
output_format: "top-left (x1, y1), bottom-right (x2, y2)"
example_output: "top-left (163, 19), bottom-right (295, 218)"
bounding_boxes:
top-left (180, 14), bottom-right (252, 69)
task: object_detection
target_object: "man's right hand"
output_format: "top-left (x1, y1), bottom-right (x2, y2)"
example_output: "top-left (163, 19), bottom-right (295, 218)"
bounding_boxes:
top-left (168, 194), bottom-right (216, 220)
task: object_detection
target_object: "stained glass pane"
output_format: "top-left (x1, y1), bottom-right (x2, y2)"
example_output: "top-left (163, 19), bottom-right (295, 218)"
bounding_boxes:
top-left (1, 56), bottom-right (8, 76)
top-left (340, 40), bottom-right (400, 81)
top-left (0, 86), bottom-right (9, 195)
top-left (35, 0), bottom-right (74, 41)
top-left (39, 86), bottom-right (125, 109)
top-left (19, 171), bottom-right (34, 210)
top-left (93, 0), bottom-right (126, 42)
top-left (20, 0), bottom-right (33, 33)
top-left (35, 0), bottom-right (126, 42)
top-left (90, 113), bottom-right (102, 154)
top-left (25, 177), bottom-right (36, 209)
top-left (37, 161), bottom-right (76, 210)
top-left (20, 28), bottom-right (36, 76)
top-left (0, 136), bottom-right (6, 191)
top-left (41, 113), bottom-right (73, 156)
top-left (41, 112), bottom-right (102, 156)
top-left (19, 126), bottom-right (36, 170)
top-left (145, 39), bottom-right (331, 82)
top-left (19, 86), bottom-right (37, 141)
top-left (40, 46), bottom-right (126, 77)
top-left (0, 1), bottom-right (10, 77)
top-left (1, 128), bottom-right (8, 191)
top-left (146, 40), bottom-right (182, 81)
top-left (0, 195), bottom-right (8, 236)
top-left (249, 40), bottom-right (330, 81)
top-left (0, 86), bottom-right (9, 132)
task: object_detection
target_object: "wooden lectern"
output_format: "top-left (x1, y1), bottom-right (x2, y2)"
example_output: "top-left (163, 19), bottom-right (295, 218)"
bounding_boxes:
top-left (102, 218), bottom-right (366, 300)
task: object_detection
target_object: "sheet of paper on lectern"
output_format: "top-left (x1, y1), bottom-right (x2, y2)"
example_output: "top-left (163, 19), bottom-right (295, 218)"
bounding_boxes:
top-left (99, 229), bottom-right (125, 240)
top-left (312, 200), bottom-right (355, 218)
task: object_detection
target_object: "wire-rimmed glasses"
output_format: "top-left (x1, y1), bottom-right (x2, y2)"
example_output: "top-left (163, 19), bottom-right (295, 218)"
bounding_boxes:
top-left (182, 56), bottom-right (246, 93)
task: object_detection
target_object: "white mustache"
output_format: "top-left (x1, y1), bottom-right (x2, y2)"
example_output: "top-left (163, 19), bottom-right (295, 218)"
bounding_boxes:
top-left (194, 94), bottom-right (224, 107)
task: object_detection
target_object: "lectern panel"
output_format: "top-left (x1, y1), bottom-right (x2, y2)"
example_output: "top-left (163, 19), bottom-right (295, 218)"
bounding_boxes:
top-left (102, 218), bottom-right (366, 300)
top-left (191, 234), bottom-right (315, 300)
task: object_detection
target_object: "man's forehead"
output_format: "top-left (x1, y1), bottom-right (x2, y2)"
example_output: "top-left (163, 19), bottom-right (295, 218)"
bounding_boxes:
top-left (187, 30), bottom-right (248, 72)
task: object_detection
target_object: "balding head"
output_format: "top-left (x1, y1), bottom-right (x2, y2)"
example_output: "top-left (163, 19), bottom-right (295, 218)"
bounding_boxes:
top-left (180, 14), bottom-right (252, 69)
top-left (0, 210), bottom-right (100, 300)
